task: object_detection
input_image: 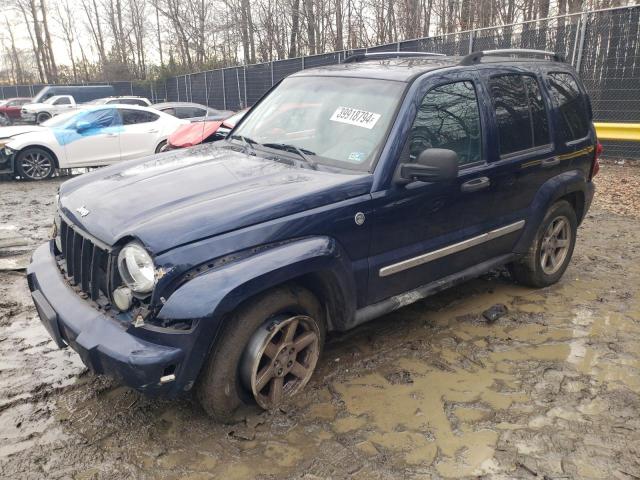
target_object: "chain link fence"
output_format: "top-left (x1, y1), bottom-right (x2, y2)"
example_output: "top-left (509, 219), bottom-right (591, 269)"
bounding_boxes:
top-left (1, 5), bottom-right (637, 158)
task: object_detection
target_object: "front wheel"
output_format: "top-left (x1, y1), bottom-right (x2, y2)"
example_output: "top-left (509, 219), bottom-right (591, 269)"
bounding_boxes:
top-left (36, 112), bottom-right (51, 124)
top-left (16, 147), bottom-right (56, 181)
top-left (509, 200), bottom-right (577, 288)
top-left (197, 285), bottom-right (325, 423)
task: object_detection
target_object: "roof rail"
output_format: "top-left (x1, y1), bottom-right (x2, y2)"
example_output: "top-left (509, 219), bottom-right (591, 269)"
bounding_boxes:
top-left (343, 51), bottom-right (446, 63)
top-left (460, 49), bottom-right (565, 65)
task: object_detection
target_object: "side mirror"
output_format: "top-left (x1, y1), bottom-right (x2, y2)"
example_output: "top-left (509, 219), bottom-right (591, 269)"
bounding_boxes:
top-left (76, 120), bottom-right (93, 132)
top-left (399, 148), bottom-right (459, 184)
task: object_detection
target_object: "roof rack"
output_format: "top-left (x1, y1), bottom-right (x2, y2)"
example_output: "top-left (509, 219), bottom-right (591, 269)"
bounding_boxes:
top-left (460, 49), bottom-right (565, 65)
top-left (343, 51), bottom-right (446, 63)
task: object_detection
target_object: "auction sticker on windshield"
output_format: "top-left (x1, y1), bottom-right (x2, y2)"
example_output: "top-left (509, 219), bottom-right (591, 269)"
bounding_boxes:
top-left (330, 107), bottom-right (381, 129)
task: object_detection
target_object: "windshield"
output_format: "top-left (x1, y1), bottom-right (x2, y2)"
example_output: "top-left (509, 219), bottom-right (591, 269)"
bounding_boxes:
top-left (232, 76), bottom-right (405, 171)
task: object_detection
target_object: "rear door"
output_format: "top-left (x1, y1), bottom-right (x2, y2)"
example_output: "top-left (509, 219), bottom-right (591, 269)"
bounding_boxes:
top-left (118, 108), bottom-right (163, 160)
top-left (476, 67), bottom-right (558, 236)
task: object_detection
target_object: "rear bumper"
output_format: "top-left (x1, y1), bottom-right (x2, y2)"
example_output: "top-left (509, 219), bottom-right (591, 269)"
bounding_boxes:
top-left (27, 242), bottom-right (187, 396)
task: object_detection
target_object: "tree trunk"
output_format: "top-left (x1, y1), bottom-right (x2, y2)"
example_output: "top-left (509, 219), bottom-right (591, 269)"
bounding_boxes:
top-left (289, 0), bottom-right (301, 57)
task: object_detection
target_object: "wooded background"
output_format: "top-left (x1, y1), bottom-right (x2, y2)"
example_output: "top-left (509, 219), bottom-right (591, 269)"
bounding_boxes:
top-left (0, 4), bottom-right (638, 159)
top-left (0, 0), bottom-right (635, 84)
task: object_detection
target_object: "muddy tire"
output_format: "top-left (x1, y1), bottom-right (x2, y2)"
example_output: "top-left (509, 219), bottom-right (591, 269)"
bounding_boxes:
top-left (16, 147), bottom-right (56, 181)
top-left (197, 285), bottom-right (325, 423)
top-left (36, 112), bottom-right (51, 124)
top-left (509, 200), bottom-right (577, 288)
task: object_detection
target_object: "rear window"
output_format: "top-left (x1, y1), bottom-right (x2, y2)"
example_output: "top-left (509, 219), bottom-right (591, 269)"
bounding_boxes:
top-left (489, 74), bottom-right (550, 156)
top-left (547, 72), bottom-right (590, 142)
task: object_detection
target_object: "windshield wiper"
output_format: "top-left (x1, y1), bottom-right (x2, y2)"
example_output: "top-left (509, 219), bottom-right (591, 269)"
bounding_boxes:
top-left (261, 143), bottom-right (318, 170)
top-left (229, 134), bottom-right (258, 156)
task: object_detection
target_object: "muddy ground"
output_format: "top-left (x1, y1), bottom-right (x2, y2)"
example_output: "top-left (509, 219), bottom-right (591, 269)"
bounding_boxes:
top-left (1, 162), bottom-right (639, 479)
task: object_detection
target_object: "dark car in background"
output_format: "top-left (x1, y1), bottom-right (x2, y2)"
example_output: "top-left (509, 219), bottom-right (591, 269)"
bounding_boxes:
top-left (28, 50), bottom-right (599, 423)
top-left (0, 98), bottom-right (32, 125)
top-left (152, 102), bottom-right (233, 122)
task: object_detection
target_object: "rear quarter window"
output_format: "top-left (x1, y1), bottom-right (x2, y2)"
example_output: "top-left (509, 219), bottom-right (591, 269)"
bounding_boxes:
top-left (547, 72), bottom-right (590, 142)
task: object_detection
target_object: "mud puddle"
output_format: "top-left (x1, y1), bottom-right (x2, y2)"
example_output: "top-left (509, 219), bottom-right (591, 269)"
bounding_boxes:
top-left (1, 164), bottom-right (640, 479)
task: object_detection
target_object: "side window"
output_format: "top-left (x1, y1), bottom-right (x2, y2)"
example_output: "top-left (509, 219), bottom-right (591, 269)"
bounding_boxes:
top-left (523, 76), bottom-right (549, 147)
top-left (161, 107), bottom-right (176, 117)
top-left (174, 107), bottom-right (204, 119)
top-left (55, 97), bottom-right (72, 105)
top-left (489, 74), bottom-right (550, 156)
top-left (547, 72), bottom-right (590, 142)
top-left (408, 81), bottom-right (482, 166)
top-left (76, 109), bottom-right (117, 128)
top-left (120, 109), bottom-right (159, 125)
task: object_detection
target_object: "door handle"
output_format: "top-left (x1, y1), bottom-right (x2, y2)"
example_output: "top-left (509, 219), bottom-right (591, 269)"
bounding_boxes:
top-left (106, 133), bottom-right (118, 137)
top-left (146, 129), bottom-right (159, 134)
top-left (541, 157), bottom-right (560, 168)
top-left (461, 176), bottom-right (490, 193)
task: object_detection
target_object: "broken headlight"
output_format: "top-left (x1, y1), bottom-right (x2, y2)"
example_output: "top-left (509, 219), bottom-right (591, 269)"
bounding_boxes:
top-left (117, 242), bottom-right (156, 294)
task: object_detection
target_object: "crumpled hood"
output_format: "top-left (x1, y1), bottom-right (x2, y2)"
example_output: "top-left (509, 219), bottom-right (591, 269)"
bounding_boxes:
top-left (168, 120), bottom-right (223, 148)
top-left (59, 144), bottom-right (372, 253)
top-left (0, 125), bottom-right (44, 140)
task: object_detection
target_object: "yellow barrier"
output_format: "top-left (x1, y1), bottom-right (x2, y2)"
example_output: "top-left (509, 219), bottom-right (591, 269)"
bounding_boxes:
top-left (594, 122), bottom-right (640, 142)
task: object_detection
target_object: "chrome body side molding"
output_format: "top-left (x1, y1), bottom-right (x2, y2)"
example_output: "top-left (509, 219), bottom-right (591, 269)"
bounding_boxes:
top-left (379, 220), bottom-right (525, 277)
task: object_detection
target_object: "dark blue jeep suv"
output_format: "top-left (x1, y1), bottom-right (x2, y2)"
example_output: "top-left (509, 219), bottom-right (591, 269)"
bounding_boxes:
top-left (27, 49), bottom-right (599, 422)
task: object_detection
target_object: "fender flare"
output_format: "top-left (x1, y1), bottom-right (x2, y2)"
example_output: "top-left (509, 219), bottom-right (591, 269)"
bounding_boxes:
top-left (157, 236), bottom-right (357, 328)
top-left (513, 169), bottom-right (589, 254)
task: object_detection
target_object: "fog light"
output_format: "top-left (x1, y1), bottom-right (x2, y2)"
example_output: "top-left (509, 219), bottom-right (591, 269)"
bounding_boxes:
top-left (113, 286), bottom-right (133, 311)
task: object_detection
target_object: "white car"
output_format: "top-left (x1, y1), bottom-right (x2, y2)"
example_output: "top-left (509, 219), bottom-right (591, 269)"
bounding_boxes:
top-left (1, 105), bottom-right (187, 180)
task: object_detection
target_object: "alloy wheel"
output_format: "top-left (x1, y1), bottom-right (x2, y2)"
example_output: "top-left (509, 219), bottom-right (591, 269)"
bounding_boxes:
top-left (240, 315), bottom-right (320, 410)
top-left (20, 151), bottom-right (53, 180)
top-left (540, 216), bottom-right (571, 275)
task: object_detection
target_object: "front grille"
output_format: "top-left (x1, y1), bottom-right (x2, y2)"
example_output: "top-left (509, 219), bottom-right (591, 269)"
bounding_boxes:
top-left (58, 218), bottom-right (113, 302)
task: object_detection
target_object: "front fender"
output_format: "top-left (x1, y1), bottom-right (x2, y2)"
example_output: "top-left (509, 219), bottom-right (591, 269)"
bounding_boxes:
top-left (152, 236), bottom-right (356, 391)
top-left (513, 169), bottom-right (591, 254)
top-left (157, 236), bottom-right (356, 326)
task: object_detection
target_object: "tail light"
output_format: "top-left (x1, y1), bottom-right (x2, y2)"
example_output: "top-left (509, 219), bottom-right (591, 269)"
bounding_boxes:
top-left (590, 142), bottom-right (602, 179)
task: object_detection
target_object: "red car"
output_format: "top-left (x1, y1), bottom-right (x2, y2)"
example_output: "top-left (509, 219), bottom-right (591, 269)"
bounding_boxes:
top-left (163, 110), bottom-right (247, 151)
top-left (0, 98), bottom-right (32, 125)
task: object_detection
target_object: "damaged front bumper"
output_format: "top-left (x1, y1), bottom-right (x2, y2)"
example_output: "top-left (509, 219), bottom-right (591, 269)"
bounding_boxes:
top-left (0, 146), bottom-right (15, 175)
top-left (27, 242), bottom-right (189, 396)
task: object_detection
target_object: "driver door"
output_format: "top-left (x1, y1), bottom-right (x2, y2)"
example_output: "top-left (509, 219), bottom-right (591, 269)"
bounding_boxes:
top-left (62, 108), bottom-right (121, 167)
top-left (367, 75), bottom-right (498, 304)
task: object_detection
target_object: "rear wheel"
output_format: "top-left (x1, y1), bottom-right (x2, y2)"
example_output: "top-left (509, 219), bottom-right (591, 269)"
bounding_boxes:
top-left (155, 140), bottom-right (167, 153)
top-left (197, 285), bottom-right (325, 423)
top-left (36, 112), bottom-right (51, 124)
top-left (16, 147), bottom-right (56, 181)
top-left (509, 200), bottom-right (577, 288)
